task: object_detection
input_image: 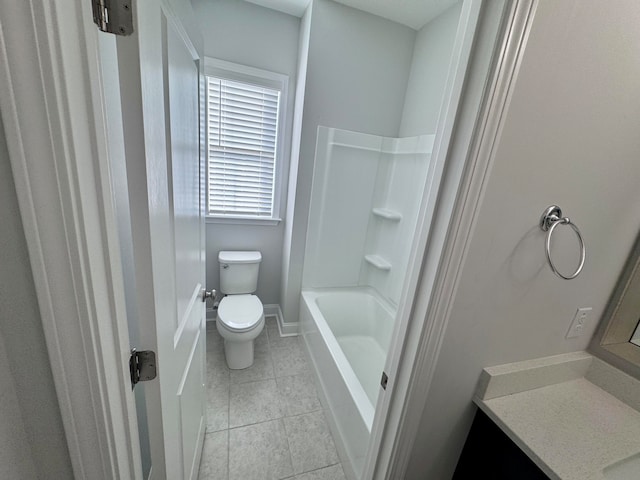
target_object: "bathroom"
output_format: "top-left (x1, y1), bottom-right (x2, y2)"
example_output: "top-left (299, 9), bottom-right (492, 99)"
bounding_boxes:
top-left (2, 0), bottom-right (640, 479)
top-left (193, 0), bottom-right (640, 478)
top-left (195, 0), bottom-right (468, 478)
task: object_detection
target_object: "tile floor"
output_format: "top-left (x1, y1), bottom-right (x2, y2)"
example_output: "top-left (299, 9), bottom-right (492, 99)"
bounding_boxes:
top-left (199, 317), bottom-right (347, 480)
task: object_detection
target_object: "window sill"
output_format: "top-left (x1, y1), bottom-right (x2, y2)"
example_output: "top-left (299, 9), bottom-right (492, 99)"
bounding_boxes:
top-left (205, 216), bottom-right (282, 226)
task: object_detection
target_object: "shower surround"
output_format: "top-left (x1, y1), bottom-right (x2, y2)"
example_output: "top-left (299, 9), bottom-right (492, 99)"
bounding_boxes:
top-left (300, 126), bottom-right (434, 478)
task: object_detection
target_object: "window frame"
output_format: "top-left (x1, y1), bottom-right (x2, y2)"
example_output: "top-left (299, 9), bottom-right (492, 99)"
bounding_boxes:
top-left (203, 57), bottom-right (289, 225)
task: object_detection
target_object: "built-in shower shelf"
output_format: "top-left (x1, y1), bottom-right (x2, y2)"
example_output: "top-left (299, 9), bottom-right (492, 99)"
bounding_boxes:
top-left (364, 254), bottom-right (392, 271)
top-left (372, 208), bottom-right (402, 221)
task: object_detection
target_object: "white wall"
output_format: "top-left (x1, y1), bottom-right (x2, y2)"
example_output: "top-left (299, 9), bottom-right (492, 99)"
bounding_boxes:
top-left (406, 1), bottom-right (640, 478)
top-left (281, 0), bottom-right (416, 324)
top-left (399, 2), bottom-right (462, 136)
top-left (0, 116), bottom-right (74, 479)
top-left (192, 0), bottom-right (301, 305)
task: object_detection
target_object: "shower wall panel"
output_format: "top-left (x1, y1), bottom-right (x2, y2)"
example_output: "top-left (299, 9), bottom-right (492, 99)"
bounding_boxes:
top-left (303, 127), bottom-right (380, 288)
top-left (303, 127), bottom-right (434, 305)
top-left (361, 135), bottom-right (434, 305)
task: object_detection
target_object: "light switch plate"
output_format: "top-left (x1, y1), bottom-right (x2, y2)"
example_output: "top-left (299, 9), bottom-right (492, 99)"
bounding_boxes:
top-left (566, 307), bottom-right (592, 339)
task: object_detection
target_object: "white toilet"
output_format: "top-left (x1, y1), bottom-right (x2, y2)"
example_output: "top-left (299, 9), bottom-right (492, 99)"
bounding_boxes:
top-left (216, 251), bottom-right (265, 369)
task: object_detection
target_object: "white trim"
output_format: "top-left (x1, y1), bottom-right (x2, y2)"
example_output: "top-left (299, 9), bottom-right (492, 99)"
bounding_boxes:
top-left (205, 215), bottom-right (282, 226)
top-left (263, 304), bottom-right (282, 318)
top-left (203, 56), bottom-right (290, 223)
top-left (204, 57), bottom-right (289, 88)
top-left (0, 0), bottom-right (142, 479)
top-left (372, 1), bottom-right (539, 478)
top-left (264, 303), bottom-right (299, 336)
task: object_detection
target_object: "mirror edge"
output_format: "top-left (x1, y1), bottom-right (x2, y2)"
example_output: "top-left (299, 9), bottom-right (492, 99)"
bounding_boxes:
top-left (590, 230), bottom-right (640, 380)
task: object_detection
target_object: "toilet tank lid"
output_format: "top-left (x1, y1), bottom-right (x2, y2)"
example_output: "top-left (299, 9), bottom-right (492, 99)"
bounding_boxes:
top-left (218, 251), bottom-right (262, 264)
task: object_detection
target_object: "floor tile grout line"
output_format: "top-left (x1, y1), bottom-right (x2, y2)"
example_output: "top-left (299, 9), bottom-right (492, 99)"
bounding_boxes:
top-left (206, 317), bottom-right (336, 480)
top-left (226, 374), bottom-right (323, 429)
top-left (226, 361), bottom-right (230, 438)
top-left (227, 410), bottom-right (286, 431)
top-left (224, 397), bottom-right (324, 432)
top-left (281, 407), bottom-right (324, 421)
top-left (225, 426), bottom-right (230, 480)
top-left (281, 415), bottom-right (297, 478)
top-left (280, 410), bottom-right (342, 478)
top-left (294, 461), bottom-right (342, 477)
top-left (229, 375), bottom-right (276, 385)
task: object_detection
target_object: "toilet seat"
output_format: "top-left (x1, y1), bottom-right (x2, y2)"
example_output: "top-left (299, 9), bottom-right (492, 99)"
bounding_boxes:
top-left (217, 294), bottom-right (263, 332)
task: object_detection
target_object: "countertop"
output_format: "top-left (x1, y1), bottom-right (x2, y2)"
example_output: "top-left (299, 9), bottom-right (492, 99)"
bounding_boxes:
top-left (474, 352), bottom-right (640, 480)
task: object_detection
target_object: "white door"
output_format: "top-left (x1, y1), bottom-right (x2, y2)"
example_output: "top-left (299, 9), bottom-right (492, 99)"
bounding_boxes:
top-left (121, 0), bottom-right (206, 478)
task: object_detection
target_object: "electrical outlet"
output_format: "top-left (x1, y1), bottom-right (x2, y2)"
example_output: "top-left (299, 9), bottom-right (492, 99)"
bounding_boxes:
top-left (566, 307), bottom-right (592, 339)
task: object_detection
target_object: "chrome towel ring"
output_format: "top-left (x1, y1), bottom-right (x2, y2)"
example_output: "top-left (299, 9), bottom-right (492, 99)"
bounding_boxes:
top-left (539, 205), bottom-right (585, 280)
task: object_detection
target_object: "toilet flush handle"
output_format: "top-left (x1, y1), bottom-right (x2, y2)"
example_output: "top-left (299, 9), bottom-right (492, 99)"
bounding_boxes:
top-left (202, 289), bottom-right (217, 303)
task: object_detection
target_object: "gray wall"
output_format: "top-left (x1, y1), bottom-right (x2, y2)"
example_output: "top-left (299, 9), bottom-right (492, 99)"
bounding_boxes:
top-left (281, 0), bottom-right (416, 323)
top-left (406, 1), bottom-right (640, 477)
top-left (399, 2), bottom-right (462, 136)
top-left (0, 117), bottom-right (74, 478)
top-left (192, 0), bottom-right (301, 305)
top-left (0, 336), bottom-right (38, 479)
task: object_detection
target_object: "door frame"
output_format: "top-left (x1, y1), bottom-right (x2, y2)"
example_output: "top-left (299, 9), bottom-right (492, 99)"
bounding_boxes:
top-left (0, 0), bottom-right (141, 478)
top-left (369, 1), bottom-right (538, 478)
top-left (0, 1), bottom-right (537, 480)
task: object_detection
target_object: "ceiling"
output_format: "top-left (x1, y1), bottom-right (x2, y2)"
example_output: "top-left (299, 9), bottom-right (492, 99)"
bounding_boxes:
top-left (243, 0), bottom-right (460, 30)
top-left (243, 0), bottom-right (311, 17)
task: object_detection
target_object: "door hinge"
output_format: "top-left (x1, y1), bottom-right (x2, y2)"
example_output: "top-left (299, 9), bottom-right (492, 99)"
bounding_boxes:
top-left (92, 0), bottom-right (134, 36)
top-left (381, 371), bottom-right (389, 390)
top-left (129, 348), bottom-right (157, 389)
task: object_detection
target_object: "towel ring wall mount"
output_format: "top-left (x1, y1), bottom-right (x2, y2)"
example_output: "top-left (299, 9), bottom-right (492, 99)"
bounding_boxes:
top-left (539, 205), bottom-right (586, 280)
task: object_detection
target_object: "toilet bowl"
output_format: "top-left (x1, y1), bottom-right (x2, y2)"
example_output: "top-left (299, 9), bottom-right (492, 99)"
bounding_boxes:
top-left (215, 251), bottom-right (264, 369)
top-left (216, 294), bottom-right (264, 369)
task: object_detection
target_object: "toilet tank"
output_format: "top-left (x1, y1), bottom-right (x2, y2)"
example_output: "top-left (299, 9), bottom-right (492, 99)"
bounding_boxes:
top-left (218, 251), bottom-right (262, 294)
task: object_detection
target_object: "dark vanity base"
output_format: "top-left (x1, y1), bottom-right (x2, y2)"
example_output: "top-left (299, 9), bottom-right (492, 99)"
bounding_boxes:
top-left (453, 409), bottom-right (550, 479)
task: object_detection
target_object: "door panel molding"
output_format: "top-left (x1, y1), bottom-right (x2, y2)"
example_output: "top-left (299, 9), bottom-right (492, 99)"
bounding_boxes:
top-left (175, 283), bottom-right (203, 347)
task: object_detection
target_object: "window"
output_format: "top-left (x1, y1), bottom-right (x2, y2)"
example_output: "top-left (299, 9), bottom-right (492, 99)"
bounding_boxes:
top-left (205, 59), bottom-right (288, 223)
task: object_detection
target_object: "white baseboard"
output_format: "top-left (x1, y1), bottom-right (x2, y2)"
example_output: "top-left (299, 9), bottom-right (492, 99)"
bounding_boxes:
top-left (263, 303), bottom-right (298, 336)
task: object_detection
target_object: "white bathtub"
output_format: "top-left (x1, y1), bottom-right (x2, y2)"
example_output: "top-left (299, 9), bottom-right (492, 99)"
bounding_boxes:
top-left (300, 287), bottom-right (395, 479)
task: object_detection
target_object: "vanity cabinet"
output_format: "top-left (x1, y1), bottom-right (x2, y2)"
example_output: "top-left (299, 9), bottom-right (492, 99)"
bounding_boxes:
top-left (453, 410), bottom-right (549, 479)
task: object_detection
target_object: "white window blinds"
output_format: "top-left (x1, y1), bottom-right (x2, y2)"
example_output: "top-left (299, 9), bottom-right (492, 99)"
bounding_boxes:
top-left (207, 76), bottom-right (281, 217)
